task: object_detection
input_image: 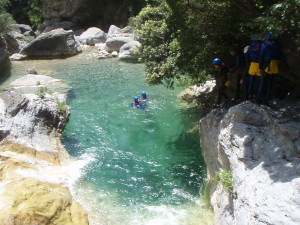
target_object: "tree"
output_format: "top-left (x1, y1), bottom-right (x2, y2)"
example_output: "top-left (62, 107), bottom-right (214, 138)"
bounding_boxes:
top-left (0, 0), bottom-right (14, 35)
top-left (131, 0), bottom-right (300, 87)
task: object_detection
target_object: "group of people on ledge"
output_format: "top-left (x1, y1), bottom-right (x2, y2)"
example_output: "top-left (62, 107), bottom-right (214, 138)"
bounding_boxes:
top-left (213, 32), bottom-right (282, 106)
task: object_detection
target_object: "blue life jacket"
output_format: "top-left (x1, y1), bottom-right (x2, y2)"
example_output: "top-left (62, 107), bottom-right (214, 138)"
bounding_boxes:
top-left (261, 41), bottom-right (281, 63)
top-left (246, 41), bottom-right (261, 63)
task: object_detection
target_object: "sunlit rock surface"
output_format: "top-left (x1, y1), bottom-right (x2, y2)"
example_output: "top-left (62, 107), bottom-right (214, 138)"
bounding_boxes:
top-left (178, 80), bottom-right (216, 116)
top-left (200, 102), bottom-right (300, 225)
top-left (20, 28), bottom-right (81, 57)
top-left (6, 24), bottom-right (36, 54)
top-left (119, 40), bottom-right (141, 60)
top-left (79, 27), bottom-right (107, 45)
top-left (105, 25), bottom-right (135, 52)
top-left (0, 77), bottom-right (89, 224)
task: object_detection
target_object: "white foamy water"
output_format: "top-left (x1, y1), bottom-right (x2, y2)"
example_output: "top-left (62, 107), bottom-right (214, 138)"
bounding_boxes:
top-left (73, 181), bottom-right (213, 225)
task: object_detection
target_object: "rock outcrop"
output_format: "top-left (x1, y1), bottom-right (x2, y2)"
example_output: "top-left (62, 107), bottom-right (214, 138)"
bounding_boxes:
top-left (105, 25), bottom-right (135, 52)
top-left (40, 0), bottom-right (131, 31)
top-left (178, 80), bottom-right (217, 115)
top-left (5, 24), bottom-right (36, 54)
top-left (43, 20), bottom-right (76, 33)
top-left (20, 28), bottom-right (81, 57)
top-left (0, 76), bottom-right (89, 224)
top-left (119, 40), bottom-right (141, 60)
top-left (200, 102), bottom-right (300, 225)
top-left (79, 27), bottom-right (107, 45)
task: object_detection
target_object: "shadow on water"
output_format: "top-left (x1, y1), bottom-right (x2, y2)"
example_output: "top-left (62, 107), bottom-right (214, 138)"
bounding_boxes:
top-left (165, 106), bottom-right (206, 196)
top-left (65, 88), bottom-right (77, 105)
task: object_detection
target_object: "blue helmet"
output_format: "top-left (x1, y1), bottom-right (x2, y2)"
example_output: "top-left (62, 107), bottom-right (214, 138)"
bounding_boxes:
top-left (141, 91), bottom-right (146, 95)
top-left (212, 58), bottom-right (221, 65)
top-left (134, 96), bottom-right (139, 100)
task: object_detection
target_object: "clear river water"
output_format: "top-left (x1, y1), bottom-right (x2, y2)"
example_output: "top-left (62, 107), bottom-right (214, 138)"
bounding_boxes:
top-left (2, 51), bottom-right (213, 225)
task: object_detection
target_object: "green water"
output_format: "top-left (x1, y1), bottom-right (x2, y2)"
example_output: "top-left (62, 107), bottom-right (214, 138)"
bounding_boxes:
top-left (4, 52), bottom-right (212, 225)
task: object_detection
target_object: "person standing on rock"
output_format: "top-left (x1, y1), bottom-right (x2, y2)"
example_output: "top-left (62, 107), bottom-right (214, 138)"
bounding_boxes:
top-left (228, 48), bottom-right (246, 101)
top-left (257, 32), bottom-right (282, 105)
top-left (213, 58), bottom-right (229, 105)
top-left (246, 37), bottom-right (263, 100)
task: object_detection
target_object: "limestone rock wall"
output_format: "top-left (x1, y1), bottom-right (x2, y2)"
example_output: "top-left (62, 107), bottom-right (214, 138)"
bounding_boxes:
top-left (200, 102), bottom-right (300, 225)
top-left (0, 82), bottom-right (89, 224)
top-left (41, 0), bottom-right (131, 30)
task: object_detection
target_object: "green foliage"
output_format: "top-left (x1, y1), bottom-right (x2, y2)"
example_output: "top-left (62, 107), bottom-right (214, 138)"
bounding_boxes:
top-left (7, 0), bottom-right (42, 30)
top-left (131, 0), bottom-right (299, 88)
top-left (245, 0), bottom-right (300, 50)
top-left (0, 0), bottom-right (14, 35)
top-left (213, 170), bottom-right (233, 193)
top-left (27, 0), bottom-right (42, 30)
top-left (55, 98), bottom-right (67, 116)
top-left (129, 2), bottom-right (175, 86)
top-left (36, 85), bottom-right (53, 99)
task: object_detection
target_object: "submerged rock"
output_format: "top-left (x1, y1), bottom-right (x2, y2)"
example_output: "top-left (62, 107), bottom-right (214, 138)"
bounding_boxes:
top-left (10, 74), bottom-right (61, 88)
top-left (200, 102), bottom-right (300, 225)
top-left (98, 50), bottom-right (110, 59)
top-left (20, 28), bottom-right (81, 57)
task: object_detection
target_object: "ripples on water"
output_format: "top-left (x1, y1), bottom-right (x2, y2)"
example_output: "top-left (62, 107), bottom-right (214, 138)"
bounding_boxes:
top-left (6, 53), bottom-right (213, 225)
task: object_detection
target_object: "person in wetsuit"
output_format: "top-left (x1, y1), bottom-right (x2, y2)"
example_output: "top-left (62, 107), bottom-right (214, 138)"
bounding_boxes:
top-left (213, 58), bottom-right (229, 105)
top-left (228, 48), bottom-right (246, 100)
top-left (257, 32), bottom-right (282, 105)
top-left (246, 37), bottom-right (263, 100)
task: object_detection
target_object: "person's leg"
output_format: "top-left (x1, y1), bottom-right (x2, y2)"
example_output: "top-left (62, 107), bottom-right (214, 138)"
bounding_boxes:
top-left (264, 74), bottom-right (274, 105)
top-left (243, 73), bottom-right (250, 100)
top-left (248, 75), bottom-right (255, 99)
top-left (235, 72), bottom-right (242, 100)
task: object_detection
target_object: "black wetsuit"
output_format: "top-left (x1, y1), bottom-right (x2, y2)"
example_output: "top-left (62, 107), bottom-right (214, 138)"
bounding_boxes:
top-left (215, 64), bottom-right (229, 104)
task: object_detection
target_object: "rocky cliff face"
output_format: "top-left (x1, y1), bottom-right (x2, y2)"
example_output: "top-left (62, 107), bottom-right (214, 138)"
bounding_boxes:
top-left (200, 102), bottom-right (300, 225)
top-left (41, 0), bottom-right (132, 31)
top-left (0, 78), bottom-right (89, 224)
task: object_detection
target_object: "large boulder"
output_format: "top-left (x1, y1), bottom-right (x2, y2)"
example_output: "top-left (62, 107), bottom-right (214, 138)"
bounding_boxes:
top-left (119, 40), bottom-right (141, 60)
top-left (0, 91), bottom-right (89, 225)
top-left (105, 25), bottom-right (135, 52)
top-left (5, 24), bottom-right (36, 54)
top-left (178, 80), bottom-right (217, 115)
top-left (200, 102), bottom-right (300, 225)
top-left (0, 178), bottom-right (89, 225)
top-left (20, 28), bottom-right (81, 57)
top-left (79, 27), bottom-right (107, 45)
top-left (10, 74), bottom-right (62, 88)
top-left (43, 20), bottom-right (76, 33)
